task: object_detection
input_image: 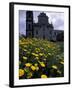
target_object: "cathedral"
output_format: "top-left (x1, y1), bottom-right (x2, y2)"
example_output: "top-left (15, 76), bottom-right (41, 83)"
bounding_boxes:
top-left (26, 11), bottom-right (64, 41)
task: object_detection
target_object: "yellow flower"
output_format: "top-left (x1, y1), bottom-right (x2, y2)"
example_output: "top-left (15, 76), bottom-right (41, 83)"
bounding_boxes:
top-left (39, 62), bottom-right (45, 67)
top-left (57, 70), bottom-right (61, 74)
top-left (24, 45), bottom-right (27, 48)
top-left (36, 66), bottom-right (39, 71)
top-left (52, 65), bottom-right (58, 69)
top-left (41, 74), bottom-right (47, 78)
top-left (25, 63), bottom-right (32, 67)
top-left (32, 53), bottom-right (39, 57)
top-left (31, 66), bottom-right (36, 71)
top-left (43, 58), bottom-right (46, 61)
top-left (34, 63), bottom-right (38, 66)
top-left (23, 56), bottom-right (27, 60)
top-left (48, 53), bottom-right (51, 56)
top-left (39, 53), bottom-right (43, 56)
top-left (35, 57), bottom-right (39, 60)
top-left (23, 49), bottom-right (27, 52)
top-left (35, 48), bottom-right (40, 51)
top-left (19, 69), bottom-right (24, 77)
top-left (60, 61), bottom-right (64, 65)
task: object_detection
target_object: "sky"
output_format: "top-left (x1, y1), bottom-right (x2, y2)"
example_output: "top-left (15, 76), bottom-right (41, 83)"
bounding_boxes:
top-left (19, 10), bottom-right (64, 35)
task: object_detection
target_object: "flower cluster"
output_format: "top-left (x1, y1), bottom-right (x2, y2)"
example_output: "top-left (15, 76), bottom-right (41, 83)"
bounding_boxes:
top-left (19, 37), bottom-right (64, 79)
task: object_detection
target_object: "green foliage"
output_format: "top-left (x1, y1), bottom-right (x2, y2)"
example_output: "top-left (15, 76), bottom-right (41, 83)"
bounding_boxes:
top-left (19, 37), bottom-right (64, 79)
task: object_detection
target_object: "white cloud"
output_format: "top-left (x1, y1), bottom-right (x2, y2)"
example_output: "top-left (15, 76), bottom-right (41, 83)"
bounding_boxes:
top-left (46, 12), bottom-right (64, 30)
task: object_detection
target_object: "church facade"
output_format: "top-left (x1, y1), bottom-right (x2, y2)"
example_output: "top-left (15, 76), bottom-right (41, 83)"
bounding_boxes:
top-left (26, 11), bottom-right (64, 41)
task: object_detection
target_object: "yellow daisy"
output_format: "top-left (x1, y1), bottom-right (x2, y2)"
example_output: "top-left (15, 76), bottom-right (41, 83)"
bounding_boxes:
top-left (19, 69), bottom-right (24, 77)
top-left (35, 56), bottom-right (39, 60)
top-left (39, 53), bottom-right (43, 56)
top-left (31, 66), bottom-right (36, 71)
top-left (60, 61), bottom-right (64, 65)
top-left (36, 66), bottom-right (39, 71)
top-left (39, 62), bottom-right (45, 67)
top-left (25, 63), bottom-right (32, 67)
top-left (52, 65), bottom-right (58, 69)
top-left (43, 58), bottom-right (46, 61)
top-left (34, 63), bottom-right (38, 66)
top-left (23, 56), bottom-right (27, 60)
top-left (32, 53), bottom-right (39, 57)
top-left (23, 49), bottom-right (27, 52)
top-left (41, 74), bottom-right (47, 78)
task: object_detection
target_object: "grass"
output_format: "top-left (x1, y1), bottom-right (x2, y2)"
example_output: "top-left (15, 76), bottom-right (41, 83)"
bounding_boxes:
top-left (19, 36), bottom-right (64, 79)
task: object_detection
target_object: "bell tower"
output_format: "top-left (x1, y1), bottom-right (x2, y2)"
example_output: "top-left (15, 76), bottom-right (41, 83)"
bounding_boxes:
top-left (26, 11), bottom-right (33, 38)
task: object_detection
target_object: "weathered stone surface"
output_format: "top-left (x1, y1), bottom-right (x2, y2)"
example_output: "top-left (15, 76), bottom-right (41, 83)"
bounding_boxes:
top-left (26, 11), bottom-right (64, 41)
